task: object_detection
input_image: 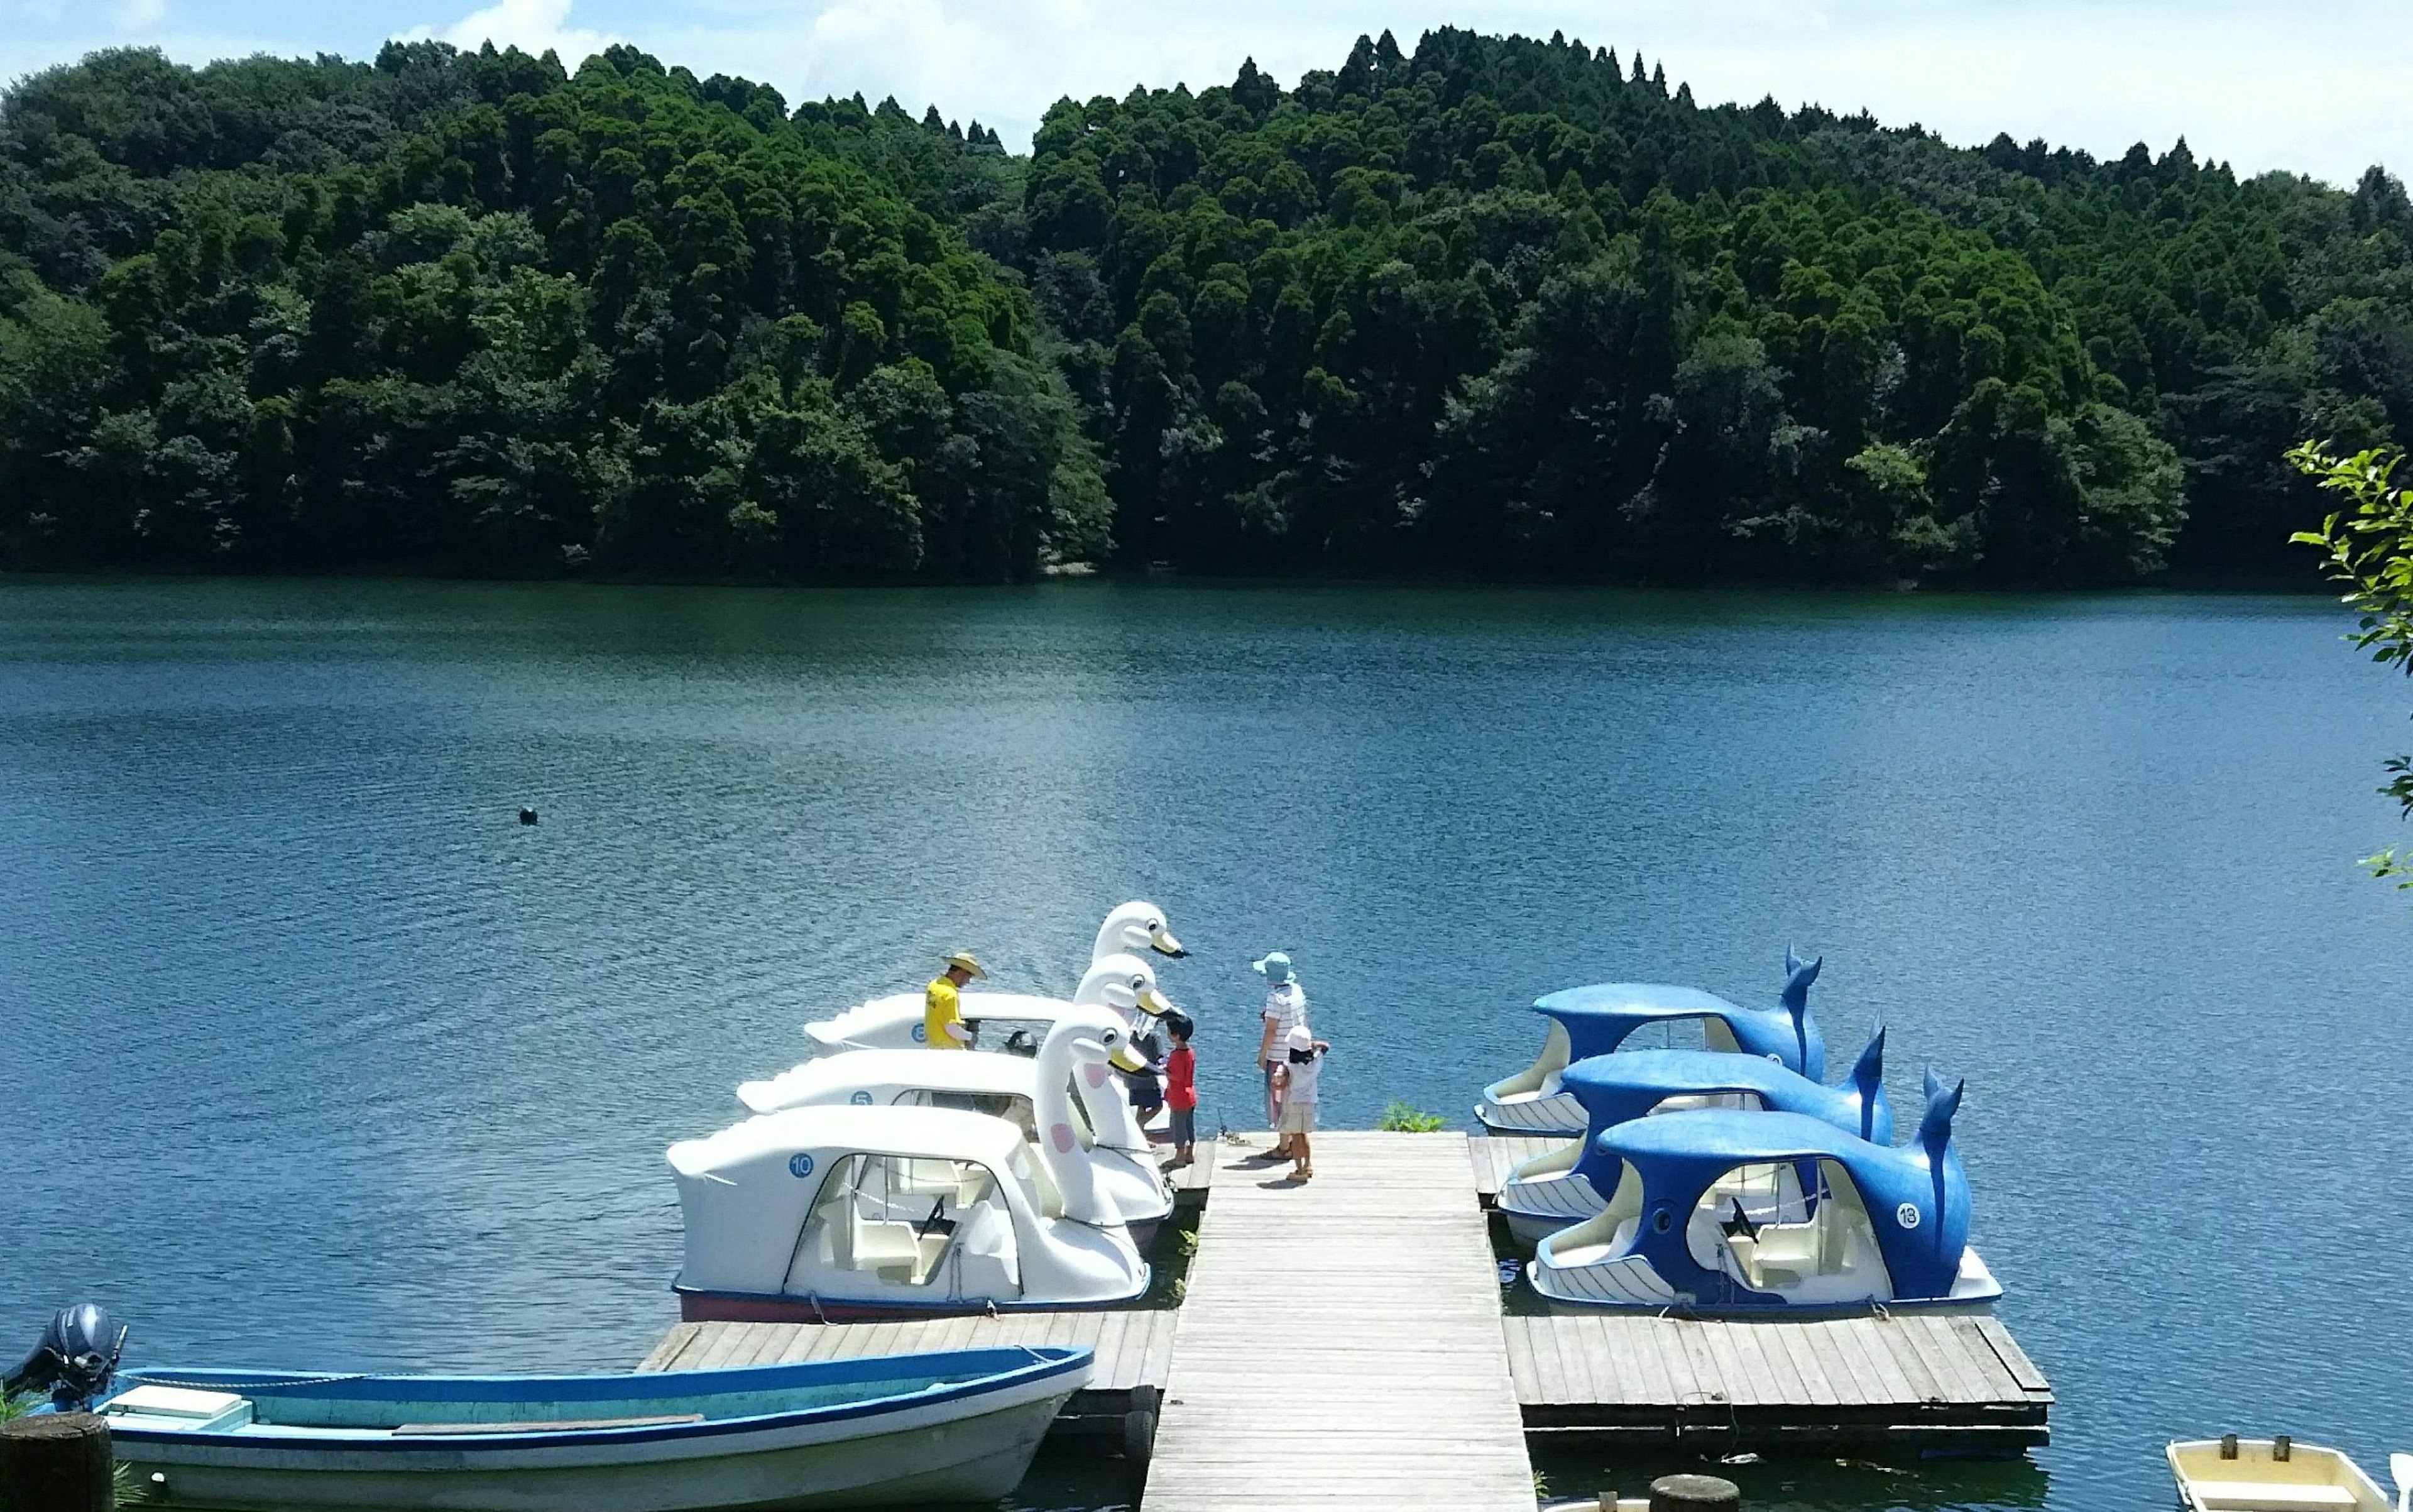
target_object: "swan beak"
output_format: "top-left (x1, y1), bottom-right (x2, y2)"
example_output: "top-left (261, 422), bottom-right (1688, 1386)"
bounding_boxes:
top-left (1136, 987), bottom-right (1173, 1018)
top-left (1151, 929), bottom-right (1187, 958)
top-left (1109, 1042), bottom-right (1152, 1074)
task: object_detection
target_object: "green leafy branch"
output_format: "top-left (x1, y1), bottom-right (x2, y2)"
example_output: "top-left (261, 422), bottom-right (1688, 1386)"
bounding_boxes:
top-left (2289, 439), bottom-right (2413, 887)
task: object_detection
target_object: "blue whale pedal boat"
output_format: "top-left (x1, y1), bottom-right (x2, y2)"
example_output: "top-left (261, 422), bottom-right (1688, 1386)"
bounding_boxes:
top-left (11, 1309), bottom-right (1090, 1512)
top-left (1497, 1027), bottom-right (1891, 1246)
top-left (1529, 1070), bottom-right (1999, 1315)
top-left (1477, 950), bottom-right (1827, 1134)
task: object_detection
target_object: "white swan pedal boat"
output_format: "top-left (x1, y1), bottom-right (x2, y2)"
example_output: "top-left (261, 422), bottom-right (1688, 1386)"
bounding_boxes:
top-left (672, 1104), bottom-right (1149, 1322)
top-left (799, 904), bottom-right (1183, 1059)
top-left (87, 1345), bottom-right (1091, 1511)
top-left (2167, 1437), bottom-right (2409, 1511)
top-left (736, 1005), bottom-right (1174, 1244)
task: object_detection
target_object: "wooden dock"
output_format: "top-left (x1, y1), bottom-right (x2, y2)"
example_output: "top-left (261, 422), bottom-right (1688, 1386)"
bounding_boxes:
top-left (1139, 1132), bottom-right (1535, 1511)
top-left (642, 1131), bottom-right (2050, 1485)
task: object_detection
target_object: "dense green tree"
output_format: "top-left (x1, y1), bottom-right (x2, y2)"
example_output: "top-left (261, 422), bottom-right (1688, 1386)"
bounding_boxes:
top-left (3, 28), bottom-right (2409, 583)
top-left (0, 40), bottom-right (1105, 578)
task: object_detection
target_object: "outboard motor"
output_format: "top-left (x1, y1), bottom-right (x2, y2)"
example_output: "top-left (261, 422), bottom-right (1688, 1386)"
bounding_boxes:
top-left (4, 1304), bottom-right (126, 1410)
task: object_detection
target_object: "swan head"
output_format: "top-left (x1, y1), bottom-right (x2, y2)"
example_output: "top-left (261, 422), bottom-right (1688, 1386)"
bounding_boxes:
top-left (1097, 901), bottom-right (1186, 960)
top-left (1052, 1004), bottom-right (1156, 1075)
top-left (1073, 951), bottom-right (1176, 1021)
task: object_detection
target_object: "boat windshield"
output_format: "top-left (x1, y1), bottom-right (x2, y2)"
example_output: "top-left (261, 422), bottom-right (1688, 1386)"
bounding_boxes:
top-left (786, 1152), bottom-right (1020, 1295)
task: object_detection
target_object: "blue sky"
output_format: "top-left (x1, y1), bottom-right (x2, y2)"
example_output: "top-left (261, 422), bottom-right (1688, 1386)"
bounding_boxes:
top-left (2, 0), bottom-right (2405, 186)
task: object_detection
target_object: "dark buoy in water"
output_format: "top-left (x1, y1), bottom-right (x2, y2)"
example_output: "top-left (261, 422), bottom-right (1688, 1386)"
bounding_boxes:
top-left (518, 807), bottom-right (539, 826)
top-left (1650, 1472), bottom-right (1743, 1511)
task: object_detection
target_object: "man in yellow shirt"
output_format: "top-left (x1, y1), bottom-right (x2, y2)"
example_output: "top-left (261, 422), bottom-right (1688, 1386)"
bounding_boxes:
top-left (924, 951), bottom-right (986, 1048)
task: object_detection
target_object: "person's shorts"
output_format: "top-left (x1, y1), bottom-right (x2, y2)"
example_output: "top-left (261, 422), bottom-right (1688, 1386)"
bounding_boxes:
top-left (1278, 1101), bottom-right (1318, 1134)
top-left (1169, 1107), bottom-right (1195, 1146)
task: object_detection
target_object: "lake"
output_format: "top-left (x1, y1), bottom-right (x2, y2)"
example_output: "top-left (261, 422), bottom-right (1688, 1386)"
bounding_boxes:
top-left (4, 576), bottom-right (2409, 1512)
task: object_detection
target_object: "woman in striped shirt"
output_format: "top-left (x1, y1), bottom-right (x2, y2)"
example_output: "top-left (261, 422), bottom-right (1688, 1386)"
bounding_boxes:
top-left (1252, 951), bottom-right (1306, 1156)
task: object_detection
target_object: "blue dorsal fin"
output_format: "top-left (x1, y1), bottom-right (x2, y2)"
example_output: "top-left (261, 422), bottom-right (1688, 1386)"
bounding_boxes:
top-left (1917, 1068), bottom-right (1966, 1158)
top-left (1849, 1026), bottom-right (1886, 1138)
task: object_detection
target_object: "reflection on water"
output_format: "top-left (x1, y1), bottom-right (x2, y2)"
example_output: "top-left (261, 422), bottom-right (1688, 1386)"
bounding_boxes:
top-left (6, 576), bottom-right (2412, 1512)
top-left (1532, 1448), bottom-right (2052, 1511)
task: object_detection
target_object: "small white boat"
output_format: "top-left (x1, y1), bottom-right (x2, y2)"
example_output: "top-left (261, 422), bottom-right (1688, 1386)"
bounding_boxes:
top-left (2168, 1437), bottom-right (2407, 1511)
top-left (736, 1003), bottom-right (1176, 1243)
top-left (85, 1346), bottom-right (1090, 1511)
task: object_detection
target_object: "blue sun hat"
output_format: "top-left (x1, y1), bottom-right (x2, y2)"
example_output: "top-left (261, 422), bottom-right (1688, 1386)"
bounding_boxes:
top-left (1252, 951), bottom-right (1294, 983)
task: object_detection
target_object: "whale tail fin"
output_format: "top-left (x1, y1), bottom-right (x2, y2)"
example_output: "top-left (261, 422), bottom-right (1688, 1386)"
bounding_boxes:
top-left (1780, 946), bottom-right (1822, 1068)
top-left (1917, 1067), bottom-right (1966, 1160)
top-left (1849, 1026), bottom-right (1886, 1140)
top-left (1780, 947), bottom-right (1822, 1014)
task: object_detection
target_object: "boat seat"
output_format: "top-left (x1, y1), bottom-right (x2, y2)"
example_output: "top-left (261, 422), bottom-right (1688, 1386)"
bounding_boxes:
top-left (2184, 1481), bottom-right (2358, 1510)
top-left (853, 1217), bottom-right (922, 1273)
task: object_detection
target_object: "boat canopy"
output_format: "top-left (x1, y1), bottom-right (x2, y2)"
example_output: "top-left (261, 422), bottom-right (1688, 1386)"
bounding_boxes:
top-left (743, 1047), bottom-right (1050, 1113)
top-left (805, 992), bottom-right (1085, 1053)
top-left (1534, 950), bottom-right (1825, 1076)
top-left (670, 1105), bottom-right (1028, 1180)
top-left (1563, 1029), bottom-right (1890, 1202)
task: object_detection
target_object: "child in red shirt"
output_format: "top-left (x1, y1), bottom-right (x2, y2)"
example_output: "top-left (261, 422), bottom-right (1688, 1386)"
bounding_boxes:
top-left (1164, 1011), bottom-right (1198, 1169)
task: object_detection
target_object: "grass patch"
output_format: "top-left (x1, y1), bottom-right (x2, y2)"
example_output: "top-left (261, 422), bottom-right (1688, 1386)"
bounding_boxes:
top-left (1376, 1100), bottom-right (1449, 1132)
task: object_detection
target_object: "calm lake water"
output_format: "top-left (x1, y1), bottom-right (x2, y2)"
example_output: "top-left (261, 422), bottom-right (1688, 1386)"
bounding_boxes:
top-left (5, 576), bottom-right (2410, 1511)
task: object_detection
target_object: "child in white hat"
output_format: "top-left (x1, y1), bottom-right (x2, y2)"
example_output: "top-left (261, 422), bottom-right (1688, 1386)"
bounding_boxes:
top-left (1272, 1024), bottom-right (1326, 1181)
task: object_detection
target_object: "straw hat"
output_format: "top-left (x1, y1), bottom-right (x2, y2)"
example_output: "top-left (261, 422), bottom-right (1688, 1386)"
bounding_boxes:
top-left (942, 951), bottom-right (988, 979)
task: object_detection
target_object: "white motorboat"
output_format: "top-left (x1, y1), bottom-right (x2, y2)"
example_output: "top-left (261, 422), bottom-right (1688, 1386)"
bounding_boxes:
top-left (673, 1014), bottom-right (1155, 1320)
top-left (735, 1002), bottom-right (1176, 1242)
top-left (2167, 1437), bottom-right (2407, 1511)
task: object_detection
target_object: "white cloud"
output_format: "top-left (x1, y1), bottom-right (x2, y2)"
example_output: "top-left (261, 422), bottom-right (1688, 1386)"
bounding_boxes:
top-left (400, 0), bottom-right (615, 62)
top-left (115, 0), bottom-right (167, 30)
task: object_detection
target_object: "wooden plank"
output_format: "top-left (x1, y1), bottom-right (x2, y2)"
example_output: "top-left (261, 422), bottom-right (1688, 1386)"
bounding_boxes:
top-left (1724, 1321), bottom-right (1792, 1408)
top-left (1617, 1317), bottom-right (1676, 1408)
top-left (1918, 1315), bottom-right (2003, 1404)
top-left (1973, 1315), bottom-right (2054, 1398)
top-left (1144, 1310), bottom-right (1179, 1389)
top-left (688, 1323), bottom-right (752, 1371)
top-left (1771, 1317), bottom-right (1839, 1408)
top-left (1824, 1316), bottom-right (1908, 1405)
top-left (633, 1323), bottom-right (699, 1373)
top-left (1670, 1320), bottom-right (1718, 1405)
top-left (1530, 1316), bottom-right (1573, 1406)
top-left (1868, 1316), bottom-right (1947, 1403)
top-left (1893, 1313), bottom-right (1979, 1403)
top-left (1094, 1308), bottom-right (1135, 1390)
top-left (1501, 1320), bottom-right (1540, 1401)
top-left (1141, 1132), bottom-right (1533, 1512)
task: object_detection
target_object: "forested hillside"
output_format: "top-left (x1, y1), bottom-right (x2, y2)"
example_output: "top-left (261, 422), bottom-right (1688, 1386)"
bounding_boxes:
top-left (4, 29), bottom-right (2411, 583)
